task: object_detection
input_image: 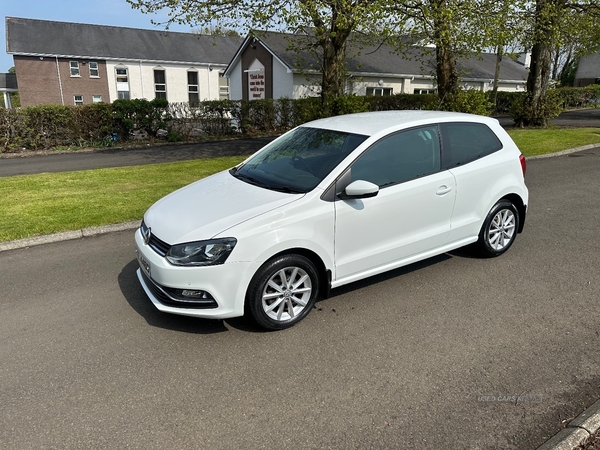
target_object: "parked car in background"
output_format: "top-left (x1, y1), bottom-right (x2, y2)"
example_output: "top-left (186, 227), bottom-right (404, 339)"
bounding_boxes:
top-left (135, 111), bottom-right (528, 330)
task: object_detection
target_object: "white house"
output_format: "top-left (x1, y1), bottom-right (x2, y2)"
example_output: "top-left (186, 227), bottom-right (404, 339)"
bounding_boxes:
top-left (224, 31), bottom-right (529, 100)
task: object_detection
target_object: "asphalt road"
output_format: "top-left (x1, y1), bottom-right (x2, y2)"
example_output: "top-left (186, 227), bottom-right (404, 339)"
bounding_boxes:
top-left (1, 147), bottom-right (599, 449)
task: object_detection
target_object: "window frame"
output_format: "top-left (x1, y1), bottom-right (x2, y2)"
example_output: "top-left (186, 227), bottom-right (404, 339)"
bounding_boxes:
top-left (440, 122), bottom-right (504, 169)
top-left (92, 95), bottom-right (102, 103)
top-left (89, 62), bottom-right (100, 78)
top-left (342, 124), bottom-right (443, 191)
top-left (115, 67), bottom-right (130, 100)
top-left (70, 61), bottom-right (80, 77)
top-left (187, 71), bottom-right (199, 106)
top-left (366, 87), bottom-right (393, 96)
top-left (154, 69), bottom-right (167, 100)
top-left (74, 95), bottom-right (84, 106)
top-left (219, 71), bottom-right (230, 100)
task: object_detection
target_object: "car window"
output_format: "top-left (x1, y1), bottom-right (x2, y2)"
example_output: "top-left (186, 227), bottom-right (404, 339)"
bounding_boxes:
top-left (441, 122), bottom-right (503, 168)
top-left (232, 127), bottom-right (368, 193)
top-left (349, 126), bottom-right (441, 188)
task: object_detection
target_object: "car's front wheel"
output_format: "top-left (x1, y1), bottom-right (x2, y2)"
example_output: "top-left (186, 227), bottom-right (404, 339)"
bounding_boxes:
top-left (477, 199), bottom-right (519, 257)
top-left (246, 254), bottom-right (319, 330)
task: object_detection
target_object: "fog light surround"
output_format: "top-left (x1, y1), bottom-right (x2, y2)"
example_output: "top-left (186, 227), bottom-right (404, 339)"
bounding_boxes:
top-left (181, 289), bottom-right (210, 299)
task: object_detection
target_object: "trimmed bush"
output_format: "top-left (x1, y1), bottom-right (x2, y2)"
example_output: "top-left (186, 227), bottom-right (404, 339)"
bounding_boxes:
top-left (510, 90), bottom-right (563, 127)
top-left (366, 93), bottom-right (439, 111)
top-left (439, 89), bottom-right (493, 116)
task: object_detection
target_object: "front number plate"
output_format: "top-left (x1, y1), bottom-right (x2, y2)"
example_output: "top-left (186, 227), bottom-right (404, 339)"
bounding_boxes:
top-left (138, 252), bottom-right (151, 279)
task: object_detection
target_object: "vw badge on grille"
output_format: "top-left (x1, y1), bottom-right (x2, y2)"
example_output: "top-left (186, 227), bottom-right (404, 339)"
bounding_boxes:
top-left (143, 226), bottom-right (152, 245)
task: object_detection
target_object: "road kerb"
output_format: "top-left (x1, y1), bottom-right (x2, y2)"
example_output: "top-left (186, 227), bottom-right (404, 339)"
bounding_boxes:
top-left (0, 220), bottom-right (140, 252)
top-left (526, 143), bottom-right (600, 159)
top-left (537, 399), bottom-right (600, 450)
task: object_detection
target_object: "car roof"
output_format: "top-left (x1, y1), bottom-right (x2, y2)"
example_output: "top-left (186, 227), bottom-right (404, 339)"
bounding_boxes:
top-left (301, 110), bottom-right (499, 136)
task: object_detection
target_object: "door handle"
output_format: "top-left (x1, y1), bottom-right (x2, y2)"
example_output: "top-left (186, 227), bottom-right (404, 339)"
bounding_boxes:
top-left (436, 185), bottom-right (453, 196)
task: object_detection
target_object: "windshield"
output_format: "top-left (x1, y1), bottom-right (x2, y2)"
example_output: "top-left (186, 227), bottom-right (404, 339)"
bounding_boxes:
top-left (231, 127), bottom-right (368, 193)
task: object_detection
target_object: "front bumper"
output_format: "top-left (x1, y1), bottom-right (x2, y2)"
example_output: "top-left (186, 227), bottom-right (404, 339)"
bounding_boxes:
top-left (134, 228), bottom-right (253, 319)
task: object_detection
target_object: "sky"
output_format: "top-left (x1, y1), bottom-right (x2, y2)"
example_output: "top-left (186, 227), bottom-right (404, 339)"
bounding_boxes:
top-left (1, 0), bottom-right (200, 72)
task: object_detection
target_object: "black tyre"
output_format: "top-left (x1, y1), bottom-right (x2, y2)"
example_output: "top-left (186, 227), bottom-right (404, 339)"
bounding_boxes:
top-left (477, 199), bottom-right (520, 257)
top-left (246, 254), bottom-right (319, 330)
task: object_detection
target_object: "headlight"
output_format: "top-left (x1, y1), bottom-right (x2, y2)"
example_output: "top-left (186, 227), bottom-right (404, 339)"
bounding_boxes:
top-left (166, 238), bottom-right (237, 267)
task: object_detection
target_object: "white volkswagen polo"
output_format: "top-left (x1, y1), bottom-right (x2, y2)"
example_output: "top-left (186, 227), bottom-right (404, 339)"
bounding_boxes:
top-left (135, 111), bottom-right (528, 329)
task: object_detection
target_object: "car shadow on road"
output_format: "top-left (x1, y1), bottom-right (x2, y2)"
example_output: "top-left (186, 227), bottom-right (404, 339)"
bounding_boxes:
top-left (119, 250), bottom-right (472, 333)
top-left (324, 253), bottom-right (453, 300)
top-left (118, 259), bottom-right (231, 334)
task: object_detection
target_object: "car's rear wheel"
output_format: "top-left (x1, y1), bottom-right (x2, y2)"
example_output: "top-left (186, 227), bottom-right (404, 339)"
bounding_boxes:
top-left (246, 254), bottom-right (320, 330)
top-left (477, 199), bottom-right (519, 257)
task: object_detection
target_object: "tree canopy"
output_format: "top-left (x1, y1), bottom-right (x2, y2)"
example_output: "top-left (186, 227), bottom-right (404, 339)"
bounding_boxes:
top-left (127, 0), bottom-right (404, 102)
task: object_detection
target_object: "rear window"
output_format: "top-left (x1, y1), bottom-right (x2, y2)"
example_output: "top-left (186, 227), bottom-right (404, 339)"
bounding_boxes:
top-left (441, 122), bottom-right (503, 168)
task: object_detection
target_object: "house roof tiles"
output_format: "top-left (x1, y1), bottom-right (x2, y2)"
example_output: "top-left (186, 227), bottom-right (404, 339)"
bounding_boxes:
top-left (6, 17), bottom-right (243, 65)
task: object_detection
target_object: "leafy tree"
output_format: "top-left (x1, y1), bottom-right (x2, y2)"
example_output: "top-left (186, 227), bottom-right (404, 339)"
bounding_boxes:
top-left (522, 0), bottom-right (600, 125)
top-left (127, 0), bottom-right (403, 103)
top-left (477, 0), bottom-right (527, 108)
top-left (395, 0), bottom-right (505, 100)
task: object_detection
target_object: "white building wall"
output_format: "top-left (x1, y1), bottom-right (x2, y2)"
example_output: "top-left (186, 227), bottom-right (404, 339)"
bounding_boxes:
top-left (292, 73), bottom-right (320, 98)
top-left (272, 60), bottom-right (294, 99)
top-left (106, 61), bottom-right (225, 103)
top-left (408, 78), bottom-right (436, 94)
top-left (229, 63), bottom-right (243, 100)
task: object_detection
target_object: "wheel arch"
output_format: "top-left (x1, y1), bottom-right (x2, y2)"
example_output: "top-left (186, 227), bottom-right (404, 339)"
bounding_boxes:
top-left (500, 193), bottom-right (526, 233)
top-left (255, 247), bottom-right (332, 300)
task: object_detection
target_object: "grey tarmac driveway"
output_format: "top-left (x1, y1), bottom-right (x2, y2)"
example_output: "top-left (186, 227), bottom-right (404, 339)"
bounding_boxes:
top-left (1, 149), bottom-right (599, 449)
top-left (0, 137), bottom-right (274, 177)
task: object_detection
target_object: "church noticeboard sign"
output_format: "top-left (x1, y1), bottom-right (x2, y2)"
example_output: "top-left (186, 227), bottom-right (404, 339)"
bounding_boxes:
top-left (247, 59), bottom-right (266, 100)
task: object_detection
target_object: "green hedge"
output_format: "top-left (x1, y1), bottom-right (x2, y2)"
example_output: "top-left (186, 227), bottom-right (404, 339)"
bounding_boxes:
top-left (2, 87), bottom-right (598, 151)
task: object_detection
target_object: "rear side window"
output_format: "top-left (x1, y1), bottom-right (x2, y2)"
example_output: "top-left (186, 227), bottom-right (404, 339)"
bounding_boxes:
top-left (441, 122), bottom-right (502, 168)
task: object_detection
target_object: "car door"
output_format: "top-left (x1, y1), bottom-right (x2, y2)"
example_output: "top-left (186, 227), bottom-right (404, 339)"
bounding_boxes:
top-left (334, 125), bottom-right (456, 283)
top-left (439, 122), bottom-right (508, 244)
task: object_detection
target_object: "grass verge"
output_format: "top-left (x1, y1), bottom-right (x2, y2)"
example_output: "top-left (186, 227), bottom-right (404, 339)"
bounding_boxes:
top-left (0, 156), bottom-right (244, 242)
top-left (507, 128), bottom-right (600, 156)
top-left (2, 128), bottom-right (600, 243)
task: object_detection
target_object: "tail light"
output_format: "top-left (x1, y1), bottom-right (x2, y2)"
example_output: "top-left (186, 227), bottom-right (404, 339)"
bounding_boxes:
top-left (519, 154), bottom-right (526, 176)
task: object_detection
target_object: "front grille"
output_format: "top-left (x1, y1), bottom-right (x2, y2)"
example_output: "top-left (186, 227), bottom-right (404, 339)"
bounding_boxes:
top-left (140, 270), bottom-right (218, 309)
top-left (140, 220), bottom-right (171, 256)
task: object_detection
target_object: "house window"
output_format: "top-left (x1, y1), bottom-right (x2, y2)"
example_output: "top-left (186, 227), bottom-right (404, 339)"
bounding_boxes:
top-left (70, 61), bottom-right (80, 77)
top-left (188, 71), bottom-right (199, 106)
top-left (366, 87), bottom-right (393, 96)
top-left (89, 62), bottom-right (99, 77)
top-left (415, 89), bottom-right (436, 95)
top-left (116, 67), bottom-right (130, 99)
top-left (116, 68), bottom-right (128, 83)
top-left (219, 72), bottom-right (229, 100)
top-left (74, 95), bottom-right (84, 105)
top-left (92, 95), bottom-right (102, 103)
top-left (154, 69), bottom-right (167, 100)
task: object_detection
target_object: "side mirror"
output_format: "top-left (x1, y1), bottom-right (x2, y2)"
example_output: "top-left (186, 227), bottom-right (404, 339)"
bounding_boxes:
top-left (338, 180), bottom-right (379, 200)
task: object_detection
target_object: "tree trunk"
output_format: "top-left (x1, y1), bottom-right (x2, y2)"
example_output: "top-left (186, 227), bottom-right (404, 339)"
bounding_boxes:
top-left (433, 0), bottom-right (459, 101)
top-left (320, 37), bottom-right (348, 104)
top-left (524, 0), bottom-right (559, 127)
top-left (492, 45), bottom-right (503, 108)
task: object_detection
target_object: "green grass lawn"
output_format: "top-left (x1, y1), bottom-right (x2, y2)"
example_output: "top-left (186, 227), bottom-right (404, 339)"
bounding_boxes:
top-left (0, 156), bottom-right (244, 242)
top-left (508, 128), bottom-right (600, 156)
top-left (2, 128), bottom-right (600, 243)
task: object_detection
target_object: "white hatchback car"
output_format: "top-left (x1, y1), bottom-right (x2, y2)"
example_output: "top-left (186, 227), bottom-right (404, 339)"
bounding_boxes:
top-left (135, 111), bottom-right (528, 329)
